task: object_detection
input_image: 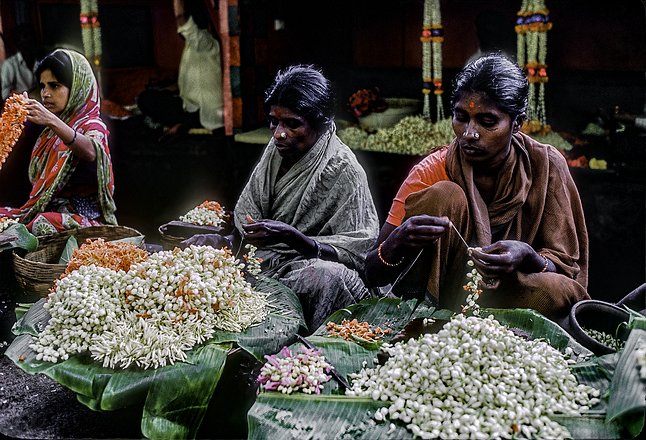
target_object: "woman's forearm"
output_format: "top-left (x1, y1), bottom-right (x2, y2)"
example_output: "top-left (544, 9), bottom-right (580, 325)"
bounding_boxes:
top-left (48, 117), bottom-right (96, 162)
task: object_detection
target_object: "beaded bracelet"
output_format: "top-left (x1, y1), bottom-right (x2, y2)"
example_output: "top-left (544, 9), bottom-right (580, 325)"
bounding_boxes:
top-left (539, 253), bottom-right (549, 273)
top-left (378, 242), bottom-right (404, 267)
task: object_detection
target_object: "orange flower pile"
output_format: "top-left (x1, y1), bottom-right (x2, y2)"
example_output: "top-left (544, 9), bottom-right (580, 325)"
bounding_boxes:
top-left (198, 200), bottom-right (224, 216)
top-left (348, 88), bottom-right (387, 118)
top-left (62, 238), bottom-right (149, 277)
top-left (326, 319), bottom-right (391, 342)
top-left (0, 94), bottom-right (28, 171)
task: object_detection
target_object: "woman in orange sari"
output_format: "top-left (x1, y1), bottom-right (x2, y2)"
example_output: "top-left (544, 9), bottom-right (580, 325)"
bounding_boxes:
top-left (0, 49), bottom-right (116, 235)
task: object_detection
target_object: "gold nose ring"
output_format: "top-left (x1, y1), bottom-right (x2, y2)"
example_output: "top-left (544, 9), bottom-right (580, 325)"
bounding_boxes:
top-left (473, 132), bottom-right (480, 139)
top-left (279, 132), bottom-right (287, 139)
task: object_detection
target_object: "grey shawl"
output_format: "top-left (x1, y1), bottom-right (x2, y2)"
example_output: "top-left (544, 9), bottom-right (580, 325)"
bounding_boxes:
top-left (234, 125), bottom-right (379, 271)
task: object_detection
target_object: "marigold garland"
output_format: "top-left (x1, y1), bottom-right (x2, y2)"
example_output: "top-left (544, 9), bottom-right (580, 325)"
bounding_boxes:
top-left (516, 0), bottom-right (552, 134)
top-left (421, 0), bottom-right (444, 121)
top-left (80, 0), bottom-right (102, 68)
top-left (0, 94), bottom-right (28, 171)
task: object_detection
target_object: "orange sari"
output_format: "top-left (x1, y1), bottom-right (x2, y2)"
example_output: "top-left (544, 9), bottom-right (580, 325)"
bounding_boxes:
top-left (0, 49), bottom-right (116, 236)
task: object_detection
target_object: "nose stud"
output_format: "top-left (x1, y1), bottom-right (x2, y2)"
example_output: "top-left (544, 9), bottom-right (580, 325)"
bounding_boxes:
top-left (279, 132), bottom-right (287, 139)
top-left (462, 131), bottom-right (480, 140)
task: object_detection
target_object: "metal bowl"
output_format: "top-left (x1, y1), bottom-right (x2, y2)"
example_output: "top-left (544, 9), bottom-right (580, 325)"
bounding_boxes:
top-left (568, 299), bottom-right (630, 356)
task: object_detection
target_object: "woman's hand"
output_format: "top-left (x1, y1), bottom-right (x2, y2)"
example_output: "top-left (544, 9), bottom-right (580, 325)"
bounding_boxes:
top-left (469, 240), bottom-right (551, 285)
top-left (388, 215), bottom-right (451, 251)
top-left (23, 93), bottom-right (58, 126)
top-left (240, 219), bottom-right (299, 247)
top-left (181, 233), bottom-right (232, 249)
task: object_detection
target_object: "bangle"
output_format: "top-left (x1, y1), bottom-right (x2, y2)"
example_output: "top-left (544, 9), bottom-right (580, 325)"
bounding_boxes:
top-left (313, 240), bottom-right (322, 259)
top-left (66, 130), bottom-right (78, 145)
top-left (378, 242), bottom-right (404, 267)
top-left (539, 253), bottom-right (549, 273)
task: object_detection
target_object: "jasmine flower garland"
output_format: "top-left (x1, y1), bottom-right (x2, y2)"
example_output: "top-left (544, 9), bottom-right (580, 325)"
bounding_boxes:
top-left (420, 0), bottom-right (444, 121)
top-left (30, 245), bottom-right (270, 369)
top-left (516, 0), bottom-right (552, 134)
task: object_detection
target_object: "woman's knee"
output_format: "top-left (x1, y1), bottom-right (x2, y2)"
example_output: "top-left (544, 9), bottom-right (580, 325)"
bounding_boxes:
top-left (404, 181), bottom-right (468, 218)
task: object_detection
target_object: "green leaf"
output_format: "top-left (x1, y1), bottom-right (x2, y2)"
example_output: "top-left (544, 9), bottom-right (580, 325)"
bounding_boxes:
top-left (248, 302), bottom-right (628, 439)
top-left (0, 223), bottom-right (38, 252)
top-left (483, 307), bottom-right (593, 356)
top-left (58, 235), bottom-right (78, 264)
top-left (606, 329), bottom-right (646, 437)
top-left (11, 298), bottom-right (49, 337)
top-left (248, 393), bottom-right (405, 440)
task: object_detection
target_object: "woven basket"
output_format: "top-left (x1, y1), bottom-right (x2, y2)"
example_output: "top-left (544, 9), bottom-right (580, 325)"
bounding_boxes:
top-left (158, 220), bottom-right (230, 251)
top-left (12, 225), bottom-right (143, 299)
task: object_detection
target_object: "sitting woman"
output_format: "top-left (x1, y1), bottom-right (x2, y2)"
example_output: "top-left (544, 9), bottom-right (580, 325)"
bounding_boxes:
top-left (185, 64), bottom-right (380, 331)
top-left (0, 48), bottom-right (116, 236)
top-left (364, 53), bottom-right (589, 323)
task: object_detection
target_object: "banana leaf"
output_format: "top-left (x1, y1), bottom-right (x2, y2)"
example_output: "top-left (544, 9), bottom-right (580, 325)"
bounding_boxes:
top-left (606, 329), bottom-right (646, 438)
top-left (248, 300), bottom-right (637, 439)
top-left (5, 274), bottom-right (304, 439)
top-left (0, 223), bottom-right (38, 252)
top-left (58, 235), bottom-right (78, 264)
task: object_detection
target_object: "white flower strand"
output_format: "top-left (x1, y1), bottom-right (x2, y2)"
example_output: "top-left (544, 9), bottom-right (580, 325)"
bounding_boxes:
top-left (346, 314), bottom-right (600, 439)
top-left (30, 265), bottom-right (125, 362)
top-left (30, 245), bottom-right (269, 369)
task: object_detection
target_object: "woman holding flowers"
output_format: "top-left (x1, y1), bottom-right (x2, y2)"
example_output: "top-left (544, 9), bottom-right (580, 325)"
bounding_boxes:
top-left (0, 48), bottom-right (116, 235)
top-left (185, 64), bottom-right (380, 331)
top-left (364, 53), bottom-right (589, 323)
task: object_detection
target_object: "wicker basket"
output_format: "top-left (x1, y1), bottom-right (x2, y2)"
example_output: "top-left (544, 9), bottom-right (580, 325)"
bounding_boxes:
top-left (158, 220), bottom-right (230, 251)
top-left (12, 225), bottom-right (143, 299)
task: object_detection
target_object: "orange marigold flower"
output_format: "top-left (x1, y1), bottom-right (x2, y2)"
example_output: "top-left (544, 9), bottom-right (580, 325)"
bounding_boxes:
top-left (0, 94), bottom-right (28, 171)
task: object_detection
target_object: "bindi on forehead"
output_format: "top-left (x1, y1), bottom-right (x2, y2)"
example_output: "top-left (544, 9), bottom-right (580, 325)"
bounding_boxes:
top-left (468, 100), bottom-right (476, 109)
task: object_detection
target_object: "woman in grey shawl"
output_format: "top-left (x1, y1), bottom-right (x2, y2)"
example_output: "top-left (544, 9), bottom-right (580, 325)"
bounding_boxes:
top-left (187, 65), bottom-right (379, 331)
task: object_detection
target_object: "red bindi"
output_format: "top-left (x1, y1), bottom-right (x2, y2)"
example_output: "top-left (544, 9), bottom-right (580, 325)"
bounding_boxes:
top-left (468, 100), bottom-right (476, 109)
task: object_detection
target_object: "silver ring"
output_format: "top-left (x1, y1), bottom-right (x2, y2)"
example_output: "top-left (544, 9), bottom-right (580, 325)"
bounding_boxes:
top-left (279, 132), bottom-right (287, 139)
top-left (473, 132), bottom-right (480, 139)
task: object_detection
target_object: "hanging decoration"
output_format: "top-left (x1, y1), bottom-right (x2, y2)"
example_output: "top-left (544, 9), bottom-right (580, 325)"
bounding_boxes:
top-left (516, 0), bottom-right (552, 134)
top-left (80, 0), bottom-right (102, 68)
top-left (421, 0), bottom-right (444, 121)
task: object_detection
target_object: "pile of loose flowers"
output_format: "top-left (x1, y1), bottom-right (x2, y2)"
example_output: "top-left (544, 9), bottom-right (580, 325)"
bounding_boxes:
top-left (338, 115), bottom-right (454, 156)
top-left (345, 313), bottom-right (601, 439)
top-left (257, 345), bottom-right (332, 395)
top-left (0, 216), bottom-right (18, 232)
top-left (179, 200), bottom-right (227, 227)
top-left (30, 241), bottom-right (269, 369)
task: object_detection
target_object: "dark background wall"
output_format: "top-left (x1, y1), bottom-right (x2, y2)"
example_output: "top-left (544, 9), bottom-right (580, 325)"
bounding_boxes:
top-left (0, 0), bottom-right (644, 303)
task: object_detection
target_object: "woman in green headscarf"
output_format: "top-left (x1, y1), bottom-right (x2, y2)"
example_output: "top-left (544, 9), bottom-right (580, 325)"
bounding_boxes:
top-left (0, 48), bottom-right (116, 235)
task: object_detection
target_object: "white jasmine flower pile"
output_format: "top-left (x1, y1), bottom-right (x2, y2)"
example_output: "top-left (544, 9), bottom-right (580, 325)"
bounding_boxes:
top-left (179, 200), bottom-right (227, 227)
top-left (30, 245), bottom-right (269, 369)
top-left (0, 216), bottom-right (18, 232)
top-left (346, 314), bottom-right (600, 439)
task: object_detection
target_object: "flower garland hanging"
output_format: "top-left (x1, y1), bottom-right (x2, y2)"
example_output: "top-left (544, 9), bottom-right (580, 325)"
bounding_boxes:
top-left (420, 0), bottom-right (444, 121)
top-left (0, 94), bottom-right (28, 171)
top-left (80, 0), bottom-right (102, 68)
top-left (516, 0), bottom-right (552, 134)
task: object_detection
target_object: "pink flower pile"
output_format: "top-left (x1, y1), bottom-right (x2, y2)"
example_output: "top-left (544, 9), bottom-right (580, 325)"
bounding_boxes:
top-left (257, 345), bottom-right (332, 395)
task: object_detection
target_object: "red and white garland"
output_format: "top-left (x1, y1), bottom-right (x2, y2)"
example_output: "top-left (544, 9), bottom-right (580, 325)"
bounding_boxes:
top-left (421, 0), bottom-right (444, 121)
top-left (80, 0), bottom-right (102, 68)
top-left (516, 0), bottom-right (552, 134)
